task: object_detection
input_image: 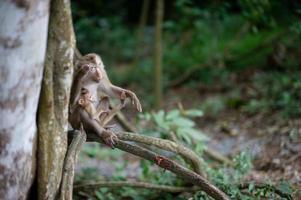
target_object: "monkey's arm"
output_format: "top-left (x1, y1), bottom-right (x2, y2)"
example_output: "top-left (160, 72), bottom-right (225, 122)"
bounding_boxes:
top-left (70, 66), bottom-right (90, 108)
top-left (79, 108), bottom-right (117, 148)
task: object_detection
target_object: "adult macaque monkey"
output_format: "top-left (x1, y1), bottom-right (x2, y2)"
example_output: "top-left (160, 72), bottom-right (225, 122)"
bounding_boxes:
top-left (72, 54), bottom-right (142, 112)
top-left (69, 53), bottom-right (142, 148)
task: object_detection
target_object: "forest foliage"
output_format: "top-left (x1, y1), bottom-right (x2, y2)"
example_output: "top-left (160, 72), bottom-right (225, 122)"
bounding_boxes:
top-left (72, 0), bottom-right (301, 117)
top-left (71, 0), bottom-right (300, 199)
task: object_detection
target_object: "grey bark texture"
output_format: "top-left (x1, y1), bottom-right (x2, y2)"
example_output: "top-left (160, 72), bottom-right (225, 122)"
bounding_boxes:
top-left (37, 0), bottom-right (75, 199)
top-left (0, 1), bottom-right (50, 199)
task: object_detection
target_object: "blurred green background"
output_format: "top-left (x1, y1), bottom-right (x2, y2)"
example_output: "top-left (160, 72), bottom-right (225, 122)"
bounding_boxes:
top-left (72, 0), bottom-right (301, 117)
top-left (72, 1), bottom-right (301, 199)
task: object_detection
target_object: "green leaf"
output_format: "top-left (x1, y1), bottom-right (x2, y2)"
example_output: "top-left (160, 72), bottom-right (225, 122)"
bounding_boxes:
top-left (184, 109), bottom-right (204, 117)
top-left (278, 180), bottom-right (294, 195)
top-left (184, 128), bottom-right (209, 141)
top-left (166, 109), bottom-right (180, 120)
top-left (152, 110), bottom-right (169, 130)
top-left (95, 191), bottom-right (105, 200)
top-left (177, 129), bottom-right (192, 144)
top-left (172, 117), bottom-right (195, 128)
top-left (195, 143), bottom-right (205, 154)
top-left (248, 182), bottom-right (255, 192)
top-left (99, 188), bottom-right (108, 193)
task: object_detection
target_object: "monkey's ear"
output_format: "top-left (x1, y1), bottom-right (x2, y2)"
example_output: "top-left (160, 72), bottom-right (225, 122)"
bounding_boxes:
top-left (78, 99), bottom-right (84, 105)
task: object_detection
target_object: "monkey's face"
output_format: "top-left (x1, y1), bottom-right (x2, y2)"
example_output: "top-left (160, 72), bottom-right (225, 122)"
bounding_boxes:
top-left (78, 88), bottom-right (93, 107)
top-left (89, 65), bottom-right (103, 82)
top-left (80, 63), bottom-right (103, 83)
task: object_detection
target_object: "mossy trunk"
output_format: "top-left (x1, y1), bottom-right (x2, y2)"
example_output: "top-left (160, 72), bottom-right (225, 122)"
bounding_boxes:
top-left (37, 0), bottom-right (75, 199)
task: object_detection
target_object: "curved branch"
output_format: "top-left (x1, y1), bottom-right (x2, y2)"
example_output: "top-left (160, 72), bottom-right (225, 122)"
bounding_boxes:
top-left (74, 180), bottom-right (199, 193)
top-left (203, 148), bottom-right (234, 167)
top-left (117, 132), bottom-right (205, 176)
top-left (60, 128), bottom-right (86, 200)
top-left (86, 133), bottom-right (229, 200)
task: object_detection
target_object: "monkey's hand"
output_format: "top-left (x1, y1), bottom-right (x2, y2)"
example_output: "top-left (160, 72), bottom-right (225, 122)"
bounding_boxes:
top-left (124, 90), bottom-right (142, 112)
top-left (77, 64), bottom-right (91, 79)
top-left (101, 130), bottom-right (118, 149)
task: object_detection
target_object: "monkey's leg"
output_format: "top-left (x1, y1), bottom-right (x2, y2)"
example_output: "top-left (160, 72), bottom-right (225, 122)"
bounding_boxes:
top-left (100, 103), bottom-right (124, 127)
top-left (109, 85), bottom-right (141, 112)
top-left (79, 108), bottom-right (117, 148)
top-left (98, 96), bottom-right (110, 123)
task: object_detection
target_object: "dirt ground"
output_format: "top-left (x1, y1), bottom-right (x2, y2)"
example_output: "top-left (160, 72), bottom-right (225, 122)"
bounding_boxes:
top-left (168, 86), bottom-right (301, 192)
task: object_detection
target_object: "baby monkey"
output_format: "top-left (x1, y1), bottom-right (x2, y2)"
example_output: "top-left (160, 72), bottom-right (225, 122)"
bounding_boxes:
top-left (77, 87), bottom-right (125, 128)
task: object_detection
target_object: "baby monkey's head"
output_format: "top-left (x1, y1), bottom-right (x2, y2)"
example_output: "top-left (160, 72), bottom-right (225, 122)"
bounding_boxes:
top-left (78, 88), bottom-right (93, 107)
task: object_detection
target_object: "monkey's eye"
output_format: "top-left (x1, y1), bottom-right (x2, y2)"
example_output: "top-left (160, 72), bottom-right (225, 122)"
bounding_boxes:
top-left (90, 66), bottom-right (96, 72)
top-left (81, 88), bottom-right (88, 94)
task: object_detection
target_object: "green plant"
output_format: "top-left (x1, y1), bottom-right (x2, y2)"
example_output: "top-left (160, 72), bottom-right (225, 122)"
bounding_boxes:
top-left (243, 72), bottom-right (301, 118)
top-left (141, 108), bottom-right (207, 146)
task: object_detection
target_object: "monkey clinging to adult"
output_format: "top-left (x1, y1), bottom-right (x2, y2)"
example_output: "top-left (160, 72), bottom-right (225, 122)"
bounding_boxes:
top-left (69, 54), bottom-right (142, 148)
top-left (77, 87), bottom-right (125, 127)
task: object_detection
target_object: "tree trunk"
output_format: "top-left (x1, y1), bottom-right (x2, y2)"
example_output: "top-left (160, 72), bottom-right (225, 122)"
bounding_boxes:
top-left (37, 0), bottom-right (75, 199)
top-left (135, 0), bottom-right (150, 61)
top-left (0, 1), bottom-right (50, 199)
top-left (154, 0), bottom-right (164, 108)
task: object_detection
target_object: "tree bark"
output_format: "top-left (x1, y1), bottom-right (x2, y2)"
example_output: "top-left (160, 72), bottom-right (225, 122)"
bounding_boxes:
top-left (0, 1), bottom-right (50, 199)
top-left (118, 132), bottom-right (205, 176)
top-left (60, 128), bottom-right (86, 200)
top-left (154, 0), bottom-right (164, 108)
top-left (135, 0), bottom-right (150, 61)
top-left (87, 134), bottom-right (230, 200)
top-left (37, 0), bottom-right (75, 199)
